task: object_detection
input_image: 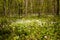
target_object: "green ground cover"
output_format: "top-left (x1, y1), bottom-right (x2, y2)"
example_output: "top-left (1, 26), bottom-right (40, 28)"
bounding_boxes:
top-left (0, 15), bottom-right (60, 40)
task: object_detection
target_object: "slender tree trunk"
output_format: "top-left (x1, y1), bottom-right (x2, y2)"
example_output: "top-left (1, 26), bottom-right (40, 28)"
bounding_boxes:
top-left (56, 0), bottom-right (59, 15)
top-left (38, 0), bottom-right (41, 17)
top-left (3, 0), bottom-right (6, 16)
top-left (8, 0), bottom-right (12, 17)
top-left (30, 0), bottom-right (33, 14)
top-left (18, 4), bottom-right (20, 18)
top-left (25, 0), bottom-right (28, 16)
top-left (53, 0), bottom-right (55, 14)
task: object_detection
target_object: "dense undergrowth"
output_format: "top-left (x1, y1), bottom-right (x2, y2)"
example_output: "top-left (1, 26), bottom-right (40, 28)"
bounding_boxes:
top-left (0, 15), bottom-right (60, 40)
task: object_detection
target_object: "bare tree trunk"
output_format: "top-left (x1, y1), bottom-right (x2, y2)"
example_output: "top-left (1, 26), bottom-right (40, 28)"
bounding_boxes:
top-left (25, 0), bottom-right (28, 16)
top-left (53, 0), bottom-right (55, 15)
top-left (3, 0), bottom-right (6, 16)
top-left (18, 3), bottom-right (20, 18)
top-left (30, 0), bottom-right (33, 14)
top-left (56, 0), bottom-right (59, 15)
top-left (38, 0), bottom-right (41, 16)
top-left (22, 0), bottom-right (24, 16)
top-left (8, 0), bottom-right (12, 17)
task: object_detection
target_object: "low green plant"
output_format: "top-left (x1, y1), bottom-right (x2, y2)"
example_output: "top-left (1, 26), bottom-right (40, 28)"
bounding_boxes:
top-left (0, 15), bottom-right (60, 40)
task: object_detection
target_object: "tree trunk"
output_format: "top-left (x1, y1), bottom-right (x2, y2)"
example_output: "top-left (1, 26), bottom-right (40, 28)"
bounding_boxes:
top-left (25, 0), bottom-right (28, 16)
top-left (56, 0), bottom-right (59, 15)
top-left (18, 4), bottom-right (20, 18)
top-left (3, 0), bottom-right (6, 16)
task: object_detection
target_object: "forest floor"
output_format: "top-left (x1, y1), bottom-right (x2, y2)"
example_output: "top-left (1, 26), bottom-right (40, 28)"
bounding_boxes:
top-left (0, 15), bottom-right (60, 40)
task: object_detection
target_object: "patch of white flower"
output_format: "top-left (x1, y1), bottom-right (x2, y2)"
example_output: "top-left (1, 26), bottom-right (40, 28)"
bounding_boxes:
top-left (10, 19), bottom-right (44, 27)
top-left (10, 19), bottom-right (56, 27)
top-left (15, 20), bottom-right (31, 24)
top-left (44, 36), bottom-right (48, 39)
top-left (25, 20), bottom-right (31, 23)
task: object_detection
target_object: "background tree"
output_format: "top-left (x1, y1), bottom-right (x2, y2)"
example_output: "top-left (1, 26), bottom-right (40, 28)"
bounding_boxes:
top-left (56, 0), bottom-right (59, 15)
